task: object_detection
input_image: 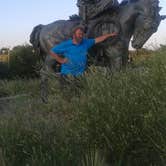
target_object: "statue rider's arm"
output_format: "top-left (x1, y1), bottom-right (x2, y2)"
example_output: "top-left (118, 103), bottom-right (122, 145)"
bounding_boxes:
top-left (95, 32), bottom-right (117, 44)
top-left (49, 51), bottom-right (68, 64)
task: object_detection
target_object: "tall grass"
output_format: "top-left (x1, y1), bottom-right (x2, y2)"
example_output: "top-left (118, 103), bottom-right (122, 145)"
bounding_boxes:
top-left (0, 49), bottom-right (166, 166)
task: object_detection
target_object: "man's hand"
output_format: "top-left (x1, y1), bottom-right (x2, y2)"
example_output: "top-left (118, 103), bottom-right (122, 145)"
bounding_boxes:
top-left (95, 32), bottom-right (118, 44)
top-left (110, 32), bottom-right (118, 37)
top-left (50, 51), bottom-right (68, 64)
top-left (61, 58), bottom-right (68, 64)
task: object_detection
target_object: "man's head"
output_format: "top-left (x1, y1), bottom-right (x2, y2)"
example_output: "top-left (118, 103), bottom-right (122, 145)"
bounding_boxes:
top-left (72, 26), bottom-right (85, 44)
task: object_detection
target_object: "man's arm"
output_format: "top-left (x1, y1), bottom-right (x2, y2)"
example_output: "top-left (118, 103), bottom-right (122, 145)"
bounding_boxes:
top-left (49, 51), bottom-right (68, 64)
top-left (95, 32), bottom-right (117, 44)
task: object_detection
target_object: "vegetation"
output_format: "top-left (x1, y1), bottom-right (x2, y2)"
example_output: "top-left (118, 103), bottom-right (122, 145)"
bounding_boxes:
top-left (9, 45), bottom-right (40, 78)
top-left (0, 62), bottom-right (10, 79)
top-left (0, 44), bottom-right (40, 79)
top-left (0, 47), bottom-right (166, 166)
top-left (0, 48), bottom-right (10, 55)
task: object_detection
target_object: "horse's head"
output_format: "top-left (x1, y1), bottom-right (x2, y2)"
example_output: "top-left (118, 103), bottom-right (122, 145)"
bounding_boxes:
top-left (132, 0), bottom-right (166, 49)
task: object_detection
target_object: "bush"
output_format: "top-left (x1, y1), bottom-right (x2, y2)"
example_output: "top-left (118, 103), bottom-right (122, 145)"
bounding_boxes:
top-left (9, 44), bottom-right (40, 78)
top-left (0, 48), bottom-right (166, 166)
top-left (0, 62), bottom-right (10, 79)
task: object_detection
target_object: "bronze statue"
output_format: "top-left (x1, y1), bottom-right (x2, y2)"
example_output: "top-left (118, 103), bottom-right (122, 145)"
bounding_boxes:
top-left (30, 0), bottom-right (165, 102)
top-left (77, 0), bottom-right (119, 22)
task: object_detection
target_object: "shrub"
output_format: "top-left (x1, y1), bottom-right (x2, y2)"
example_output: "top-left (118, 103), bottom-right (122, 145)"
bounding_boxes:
top-left (0, 62), bottom-right (10, 79)
top-left (9, 44), bottom-right (40, 78)
top-left (0, 47), bottom-right (166, 166)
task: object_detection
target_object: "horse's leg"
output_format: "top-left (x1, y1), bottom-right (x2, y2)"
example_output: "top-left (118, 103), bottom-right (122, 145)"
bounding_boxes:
top-left (40, 55), bottom-right (58, 103)
top-left (122, 48), bottom-right (129, 67)
top-left (40, 64), bottom-right (49, 103)
top-left (105, 41), bottom-right (128, 71)
top-left (105, 46), bottom-right (123, 72)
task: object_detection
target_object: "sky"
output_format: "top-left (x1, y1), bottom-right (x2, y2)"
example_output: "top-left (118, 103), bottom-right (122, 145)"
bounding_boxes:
top-left (0, 0), bottom-right (166, 49)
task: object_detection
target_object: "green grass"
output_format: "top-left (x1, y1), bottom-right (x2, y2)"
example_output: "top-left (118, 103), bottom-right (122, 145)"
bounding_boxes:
top-left (0, 48), bottom-right (166, 166)
top-left (0, 78), bottom-right (39, 97)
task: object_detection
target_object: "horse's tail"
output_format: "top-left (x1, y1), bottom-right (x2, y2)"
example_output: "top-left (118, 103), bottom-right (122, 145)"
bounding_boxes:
top-left (30, 24), bottom-right (43, 48)
top-left (29, 24), bottom-right (46, 60)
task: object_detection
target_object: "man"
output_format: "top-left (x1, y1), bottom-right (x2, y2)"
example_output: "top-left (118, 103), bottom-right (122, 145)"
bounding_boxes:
top-left (49, 26), bottom-right (117, 76)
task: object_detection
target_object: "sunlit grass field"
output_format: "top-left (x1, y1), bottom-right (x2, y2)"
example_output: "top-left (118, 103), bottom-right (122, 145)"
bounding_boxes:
top-left (0, 48), bottom-right (166, 166)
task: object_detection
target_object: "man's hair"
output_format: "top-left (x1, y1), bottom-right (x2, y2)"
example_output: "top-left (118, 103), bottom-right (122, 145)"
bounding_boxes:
top-left (72, 26), bottom-right (85, 35)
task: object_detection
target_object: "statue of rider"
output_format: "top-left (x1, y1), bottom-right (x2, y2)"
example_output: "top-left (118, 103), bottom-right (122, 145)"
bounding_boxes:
top-left (77, 0), bottom-right (119, 24)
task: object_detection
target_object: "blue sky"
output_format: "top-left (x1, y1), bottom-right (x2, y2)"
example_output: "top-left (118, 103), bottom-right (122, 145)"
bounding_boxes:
top-left (0, 0), bottom-right (166, 49)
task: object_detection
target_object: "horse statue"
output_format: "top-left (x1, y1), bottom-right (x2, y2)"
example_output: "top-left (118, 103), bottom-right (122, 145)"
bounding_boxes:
top-left (30, 0), bottom-right (165, 102)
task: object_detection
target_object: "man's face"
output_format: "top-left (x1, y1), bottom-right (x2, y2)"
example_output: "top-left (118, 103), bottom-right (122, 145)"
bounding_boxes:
top-left (73, 29), bottom-right (84, 44)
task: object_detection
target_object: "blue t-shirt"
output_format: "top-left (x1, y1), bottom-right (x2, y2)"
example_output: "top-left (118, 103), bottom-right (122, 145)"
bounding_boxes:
top-left (51, 38), bottom-right (95, 76)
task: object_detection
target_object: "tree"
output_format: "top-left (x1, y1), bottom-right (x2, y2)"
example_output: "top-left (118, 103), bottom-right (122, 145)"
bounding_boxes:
top-left (0, 47), bottom-right (10, 55)
top-left (9, 44), bottom-right (40, 78)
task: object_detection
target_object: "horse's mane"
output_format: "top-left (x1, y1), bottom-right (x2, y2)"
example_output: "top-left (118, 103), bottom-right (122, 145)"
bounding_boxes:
top-left (69, 14), bottom-right (81, 21)
top-left (120, 0), bottom-right (139, 6)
